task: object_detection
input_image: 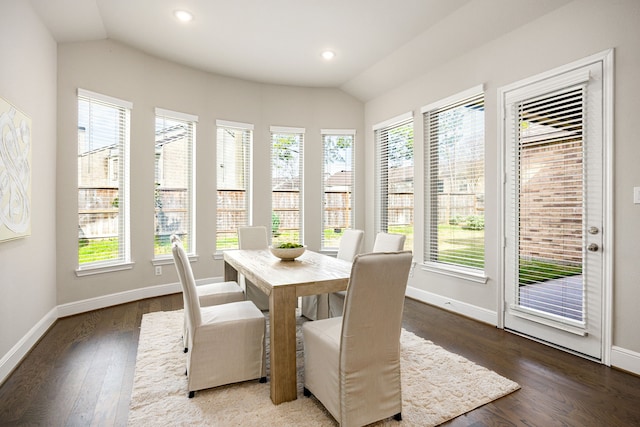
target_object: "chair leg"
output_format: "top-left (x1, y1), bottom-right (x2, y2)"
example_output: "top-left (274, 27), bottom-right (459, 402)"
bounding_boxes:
top-left (303, 387), bottom-right (312, 397)
top-left (393, 412), bottom-right (402, 421)
top-left (188, 391), bottom-right (195, 398)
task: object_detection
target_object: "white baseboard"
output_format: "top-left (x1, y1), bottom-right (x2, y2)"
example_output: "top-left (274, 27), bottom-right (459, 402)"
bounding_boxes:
top-left (0, 306), bottom-right (58, 386)
top-left (611, 346), bottom-right (640, 376)
top-left (1, 276), bottom-right (230, 385)
top-left (0, 278), bottom-right (192, 386)
top-left (57, 282), bottom-right (182, 318)
top-left (406, 285), bottom-right (498, 326)
top-left (406, 285), bottom-right (640, 377)
top-left (56, 277), bottom-right (224, 317)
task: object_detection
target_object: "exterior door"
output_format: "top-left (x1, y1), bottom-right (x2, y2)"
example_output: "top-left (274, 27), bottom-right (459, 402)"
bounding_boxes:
top-left (501, 52), bottom-right (611, 361)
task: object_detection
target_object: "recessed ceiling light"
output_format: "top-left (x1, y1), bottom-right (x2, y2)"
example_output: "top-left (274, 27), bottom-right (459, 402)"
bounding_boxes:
top-left (321, 50), bottom-right (336, 60)
top-left (174, 10), bottom-right (194, 22)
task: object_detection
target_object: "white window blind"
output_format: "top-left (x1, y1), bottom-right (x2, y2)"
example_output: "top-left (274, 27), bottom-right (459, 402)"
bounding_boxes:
top-left (423, 89), bottom-right (485, 270)
top-left (271, 126), bottom-right (304, 245)
top-left (321, 129), bottom-right (355, 250)
top-left (216, 120), bottom-right (252, 250)
top-left (154, 108), bottom-right (196, 256)
top-left (374, 114), bottom-right (413, 251)
top-left (512, 85), bottom-right (586, 321)
top-left (77, 89), bottom-right (131, 268)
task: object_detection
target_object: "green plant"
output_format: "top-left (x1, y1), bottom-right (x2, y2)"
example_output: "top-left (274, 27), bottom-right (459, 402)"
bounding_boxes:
top-left (272, 213), bottom-right (281, 236)
top-left (463, 215), bottom-right (484, 230)
top-left (277, 242), bottom-right (303, 248)
top-left (449, 215), bottom-right (463, 225)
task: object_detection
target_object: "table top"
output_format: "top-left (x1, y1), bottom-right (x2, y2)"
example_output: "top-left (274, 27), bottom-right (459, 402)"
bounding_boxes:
top-left (223, 249), bottom-right (351, 297)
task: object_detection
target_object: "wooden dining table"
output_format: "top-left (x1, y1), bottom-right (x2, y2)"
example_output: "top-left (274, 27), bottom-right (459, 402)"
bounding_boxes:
top-left (223, 248), bottom-right (352, 404)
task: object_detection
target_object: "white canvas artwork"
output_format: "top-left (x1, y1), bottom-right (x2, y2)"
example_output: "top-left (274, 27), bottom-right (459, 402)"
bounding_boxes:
top-left (0, 96), bottom-right (31, 241)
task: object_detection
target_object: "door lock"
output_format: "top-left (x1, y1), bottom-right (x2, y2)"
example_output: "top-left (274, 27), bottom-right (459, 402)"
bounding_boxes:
top-left (587, 243), bottom-right (599, 252)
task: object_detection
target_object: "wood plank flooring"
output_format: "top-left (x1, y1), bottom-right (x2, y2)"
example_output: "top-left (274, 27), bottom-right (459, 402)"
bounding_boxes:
top-left (1, 294), bottom-right (639, 426)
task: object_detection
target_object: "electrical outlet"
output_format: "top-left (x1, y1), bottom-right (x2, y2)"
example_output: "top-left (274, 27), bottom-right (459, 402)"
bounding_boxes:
top-left (155, 266), bottom-right (162, 276)
top-left (634, 187), bottom-right (640, 204)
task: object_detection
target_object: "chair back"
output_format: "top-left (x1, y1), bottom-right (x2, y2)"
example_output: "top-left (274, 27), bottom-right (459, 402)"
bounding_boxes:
top-left (339, 251), bottom-right (413, 423)
top-left (372, 232), bottom-right (406, 252)
top-left (238, 226), bottom-right (269, 250)
top-left (172, 241), bottom-right (202, 332)
top-left (336, 229), bottom-right (364, 262)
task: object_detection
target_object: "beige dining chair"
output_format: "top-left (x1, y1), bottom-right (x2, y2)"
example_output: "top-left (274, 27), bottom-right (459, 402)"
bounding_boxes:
top-left (372, 231), bottom-right (407, 252)
top-left (302, 251), bottom-right (413, 426)
top-left (305, 229), bottom-right (363, 320)
top-left (328, 231), bottom-right (405, 317)
top-left (170, 235), bottom-right (245, 352)
top-left (172, 241), bottom-right (266, 398)
top-left (237, 225), bottom-right (270, 311)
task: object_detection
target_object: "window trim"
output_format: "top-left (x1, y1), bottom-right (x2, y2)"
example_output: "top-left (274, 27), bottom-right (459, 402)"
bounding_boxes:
top-left (270, 125), bottom-right (305, 245)
top-left (153, 108), bottom-right (197, 259)
top-left (75, 89), bottom-right (133, 276)
top-left (421, 85), bottom-right (487, 281)
top-left (214, 119), bottom-right (253, 253)
top-left (373, 112), bottom-right (414, 245)
top-left (320, 128), bottom-right (355, 251)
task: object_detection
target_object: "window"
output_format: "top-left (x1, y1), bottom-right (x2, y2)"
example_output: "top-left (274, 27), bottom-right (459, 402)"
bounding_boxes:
top-left (216, 120), bottom-right (252, 250)
top-left (321, 129), bottom-right (355, 250)
top-left (154, 109), bottom-right (196, 257)
top-left (77, 89), bottom-right (132, 272)
top-left (422, 86), bottom-right (485, 272)
top-left (271, 126), bottom-right (304, 245)
top-left (374, 113), bottom-right (413, 251)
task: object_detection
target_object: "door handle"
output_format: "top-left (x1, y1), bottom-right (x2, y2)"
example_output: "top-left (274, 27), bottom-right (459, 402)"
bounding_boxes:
top-left (587, 243), bottom-right (599, 252)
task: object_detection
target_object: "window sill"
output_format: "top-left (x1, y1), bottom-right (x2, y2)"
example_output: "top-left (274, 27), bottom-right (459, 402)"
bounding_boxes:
top-left (152, 254), bottom-right (198, 266)
top-left (420, 262), bottom-right (488, 284)
top-left (75, 261), bottom-right (135, 277)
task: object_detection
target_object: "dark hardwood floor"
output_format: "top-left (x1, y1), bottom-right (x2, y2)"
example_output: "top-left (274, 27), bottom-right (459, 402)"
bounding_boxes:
top-left (1, 294), bottom-right (639, 426)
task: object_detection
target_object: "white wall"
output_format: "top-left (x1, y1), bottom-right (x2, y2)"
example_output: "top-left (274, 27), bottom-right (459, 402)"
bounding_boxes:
top-left (56, 39), bottom-right (364, 305)
top-left (364, 0), bottom-right (640, 358)
top-left (0, 2), bottom-right (58, 377)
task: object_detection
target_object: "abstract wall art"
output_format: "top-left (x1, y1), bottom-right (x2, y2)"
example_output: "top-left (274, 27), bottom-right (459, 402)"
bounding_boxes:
top-left (0, 95), bottom-right (31, 242)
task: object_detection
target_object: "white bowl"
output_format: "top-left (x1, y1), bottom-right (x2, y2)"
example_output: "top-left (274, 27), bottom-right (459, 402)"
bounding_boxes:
top-left (269, 245), bottom-right (306, 261)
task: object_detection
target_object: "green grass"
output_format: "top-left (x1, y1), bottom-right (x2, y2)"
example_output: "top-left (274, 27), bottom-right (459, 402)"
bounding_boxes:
top-left (431, 224), bottom-right (485, 269)
top-left (79, 238), bottom-right (119, 264)
top-left (519, 258), bottom-right (582, 285)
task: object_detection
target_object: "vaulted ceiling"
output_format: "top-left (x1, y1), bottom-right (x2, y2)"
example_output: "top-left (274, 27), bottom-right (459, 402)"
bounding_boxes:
top-left (30, 0), bottom-right (570, 101)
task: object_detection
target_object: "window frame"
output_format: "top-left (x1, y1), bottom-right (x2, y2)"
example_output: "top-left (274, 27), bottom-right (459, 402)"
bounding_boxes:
top-left (321, 129), bottom-right (355, 252)
top-left (215, 119), bottom-right (253, 252)
top-left (153, 108), bottom-right (197, 259)
top-left (421, 85), bottom-right (487, 283)
top-left (270, 126), bottom-right (304, 245)
top-left (374, 112), bottom-right (414, 251)
top-left (76, 88), bottom-right (133, 276)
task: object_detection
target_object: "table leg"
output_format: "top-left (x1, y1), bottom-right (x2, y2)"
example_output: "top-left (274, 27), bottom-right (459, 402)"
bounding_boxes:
top-left (269, 286), bottom-right (298, 404)
top-left (223, 260), bottom-right (238, 282)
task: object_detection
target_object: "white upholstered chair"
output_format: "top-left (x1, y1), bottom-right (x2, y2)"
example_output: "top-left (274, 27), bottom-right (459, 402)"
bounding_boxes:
top-left (170, 235), bottom-right (245, 352)
top-left (172, 241), bottom-right (266, 398)
top-left (372, 231), bottom-right (406, 252)
top-left (237, 226), bottom-right (271, 311)
top-left (303, 251), bottom-right (413, 426)
top-left (307, 229), bottom-right (363, 319)
top-left (328, 231), bottom-right (405, 318)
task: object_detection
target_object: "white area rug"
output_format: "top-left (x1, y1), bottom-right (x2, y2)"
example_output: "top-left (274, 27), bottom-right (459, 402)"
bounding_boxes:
top-left (128, 310), bottom-right (519, 426)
